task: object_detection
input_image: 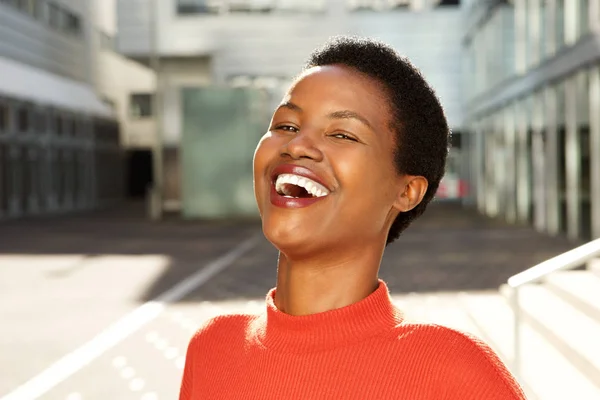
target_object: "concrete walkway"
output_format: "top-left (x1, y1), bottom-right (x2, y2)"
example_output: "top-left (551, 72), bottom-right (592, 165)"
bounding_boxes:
top-left (0, 201), bottom-right (582, 399)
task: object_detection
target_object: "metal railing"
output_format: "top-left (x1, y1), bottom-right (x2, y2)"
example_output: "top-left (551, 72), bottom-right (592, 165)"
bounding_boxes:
top-left (506, 237), bottom-right (600, 381)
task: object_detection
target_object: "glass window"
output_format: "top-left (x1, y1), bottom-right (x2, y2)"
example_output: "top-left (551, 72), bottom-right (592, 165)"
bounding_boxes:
top-left (18, 106), bottom-right (30, 133)
top-left (177, 0), bottom-right (220, 14)
top-left (0, 102), bottom-right (9, 133)
top-left (63, 11), bottom-right (81, 36)
top-left (579, 0), bottom-right (589, 37)
top-left (176, 0), bottom-right (325, 14)
top-left (0, 144), bottom-right (7, 212)
top-left (34, 0), bottom-right (44, 20)
top-left (348, 0), bottom-right (409, 11)
top-left (99, 30), bottom-right (115, 50)
top-left (556, 0), bottom-right (565, 50)
top-left (69, 118), bottom-right (77, 137)
top-left (16, 0), bottom-right (31, 14)
top-left (130, 94), bottom-right (153, 118)
top-left (48, 2), bottom-right (61, 29)
top-left (577, 70), bottom-right (591, 238)
top-left (63, 116), bottom-right (73, 136)
top-left (35, 110), bottom-right (47, 134)
top-left (437, 0), bottom-right (460, 6)
top-left (54, 114), bottom-right (63, 136)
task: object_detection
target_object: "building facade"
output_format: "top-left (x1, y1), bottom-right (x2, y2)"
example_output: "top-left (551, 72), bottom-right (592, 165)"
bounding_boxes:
top-left (463, 0), bottom-right (600, 240)
top-left (0, 0), bottom-right (157, 220)
top-left (116, 0), bottom-right (464, 217)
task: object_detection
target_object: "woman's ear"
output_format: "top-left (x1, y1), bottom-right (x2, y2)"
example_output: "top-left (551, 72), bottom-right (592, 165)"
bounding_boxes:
top-left (393, 175), bottom-right (428, 212)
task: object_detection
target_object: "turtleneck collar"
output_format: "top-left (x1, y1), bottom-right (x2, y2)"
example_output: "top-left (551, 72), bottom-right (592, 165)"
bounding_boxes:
top-left (251, 279), bottom-right (404, 354)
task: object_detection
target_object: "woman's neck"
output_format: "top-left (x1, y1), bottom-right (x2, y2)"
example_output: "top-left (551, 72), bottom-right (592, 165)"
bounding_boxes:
top-left (274, 248), bottom-right (382, 316)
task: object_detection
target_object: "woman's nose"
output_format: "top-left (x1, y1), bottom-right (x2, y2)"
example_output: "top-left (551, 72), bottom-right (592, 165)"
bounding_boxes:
top-left (280, 131), bottom-right (324, 162)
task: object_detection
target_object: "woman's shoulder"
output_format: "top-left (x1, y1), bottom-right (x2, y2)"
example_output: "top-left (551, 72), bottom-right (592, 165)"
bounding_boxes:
top-left (392, 322), bottom-right (506, 366)
top-left (190, 312), bottom-right (261, 344)
top-left (190, 314), bottom-right (261, 347)
top-left (390, 322), bottom-right (526, 399)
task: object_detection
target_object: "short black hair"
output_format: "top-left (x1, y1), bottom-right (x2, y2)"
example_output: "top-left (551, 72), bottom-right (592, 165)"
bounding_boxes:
top-left (304, 36), bottom-right (449, 245)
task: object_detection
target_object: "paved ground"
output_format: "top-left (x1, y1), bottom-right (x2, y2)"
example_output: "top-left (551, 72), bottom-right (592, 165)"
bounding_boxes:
top-left (0, 201), bottom-right (582, 400)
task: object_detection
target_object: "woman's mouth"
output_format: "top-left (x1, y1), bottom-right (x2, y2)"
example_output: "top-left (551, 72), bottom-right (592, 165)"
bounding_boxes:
top-left (269, 165), bottom-right (331, 208)
top-left (274, 174), bottom-right (330, 199)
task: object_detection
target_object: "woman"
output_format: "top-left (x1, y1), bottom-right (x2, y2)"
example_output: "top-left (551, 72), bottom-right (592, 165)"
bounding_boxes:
top-left (179, 36), bottom-right (526, 399)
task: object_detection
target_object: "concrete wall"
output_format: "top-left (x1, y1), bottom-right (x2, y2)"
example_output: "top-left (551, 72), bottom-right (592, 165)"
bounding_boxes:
top-left (117, 0), bottom-right (464, 128)
top-left (160, 57), bottom-right (212, 146)
top-left (0, 0), bottom-right (93, 83)
top-left (93, 0), bottom-right (157, 149)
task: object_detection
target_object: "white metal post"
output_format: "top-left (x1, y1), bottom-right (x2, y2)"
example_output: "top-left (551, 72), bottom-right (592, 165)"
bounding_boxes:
top-left (529, 0), bottom-right (542, 68)
top-left (505, 106), bottom-right (517, 223)
top-left (565, 76), bottom-right (581, 240)
top-left (590, 65), bottom-right (600, 239)
top-left (545, 0), bottom-right (557, 58)
top-left (532, 94), bottom-right (547, 232)
top-left (545, 86), bottom-right (561, 235)
top-left (590, 0), bottom-right (600, 33)
top-left (150, 0), bottom-right (163, 220)
top-left (512, 286), bottom-right (522, 382)
top-left (564, 0), bottom-right (579, 45)
top-left (516, 100), bottom-right (531, 223)
top-left (515, 0), bottom-right (528, 75)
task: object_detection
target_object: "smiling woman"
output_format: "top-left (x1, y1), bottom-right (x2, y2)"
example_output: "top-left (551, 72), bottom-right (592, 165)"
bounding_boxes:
top-left (179, 36), bottom-right (526, 400)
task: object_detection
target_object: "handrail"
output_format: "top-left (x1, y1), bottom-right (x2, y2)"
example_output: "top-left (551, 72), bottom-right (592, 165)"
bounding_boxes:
top-left (506, 237), bottom-right (600, 382)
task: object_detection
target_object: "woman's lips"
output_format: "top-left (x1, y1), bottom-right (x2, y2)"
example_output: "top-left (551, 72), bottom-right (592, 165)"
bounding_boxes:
top-left (270, 164), bottom-right (331, 191)
top-left (269, 182), bottom-right (327, 208)
top-left (269, 164), bottom-right (330, 208)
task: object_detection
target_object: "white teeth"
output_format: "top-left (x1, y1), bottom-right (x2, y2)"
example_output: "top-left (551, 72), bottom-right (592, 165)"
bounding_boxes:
top-left (275, 173), bottom-right (330, 198)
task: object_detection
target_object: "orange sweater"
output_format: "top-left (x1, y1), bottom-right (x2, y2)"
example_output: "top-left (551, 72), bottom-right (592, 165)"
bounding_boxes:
top-left (179, 280), bottom-right (526, 399)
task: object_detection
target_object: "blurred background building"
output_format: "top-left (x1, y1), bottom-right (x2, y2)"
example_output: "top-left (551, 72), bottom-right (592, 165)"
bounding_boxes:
top-left (463, 0), bottom-right (600, 242)
top-left (0, 0), bottom-right (155, 220)
top-left (1, 0), bottom-right (599, 243)
top-left (117, 0), bottom-right (464, 219)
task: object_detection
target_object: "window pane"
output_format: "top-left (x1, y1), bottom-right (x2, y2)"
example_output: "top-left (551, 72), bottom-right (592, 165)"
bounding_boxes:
top-left (177, 0), bottom-right (220, 14)
top-left (55, 114), bottom-right (63, 135)
top-left (130, 94), bottom-right (153, 118)
top-left (556, 0), bottom-right (565, 49)
top-left (64, 11), bottom-right (81, 36)
top-left (34, 0), bottom-right (44, 20)
top-left (35, 110), bottom-right (46, 133)
top-left (18, 106), bottom-right (29, 133)
top-left (0, 103), bottom-right (8, 133)
top-left (48, 2), bottom-right (61, 29)
top-left (579, 0), bottom-right (589, 36)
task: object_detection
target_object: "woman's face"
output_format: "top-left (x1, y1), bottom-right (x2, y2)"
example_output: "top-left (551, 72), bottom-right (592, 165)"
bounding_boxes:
top-left (253, 65), bottom-right (405, 256)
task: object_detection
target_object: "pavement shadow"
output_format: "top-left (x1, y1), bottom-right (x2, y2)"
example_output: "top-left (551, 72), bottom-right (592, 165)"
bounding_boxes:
top-left (0, 201), bottom-right (583, 303)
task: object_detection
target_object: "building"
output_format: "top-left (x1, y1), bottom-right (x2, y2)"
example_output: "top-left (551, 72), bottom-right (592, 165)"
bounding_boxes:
top-left (462, 0), bottom-right (600, 241)
top-left (92, 0), bottom-right (157, 199)
top-left (0, 0), bottom-right (156, 220)
top-left (116, 0), bottom-right (464, 218)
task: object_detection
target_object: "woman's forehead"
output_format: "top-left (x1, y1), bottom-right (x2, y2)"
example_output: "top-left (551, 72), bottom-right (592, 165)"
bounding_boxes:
top-left (283, 65), bottom-right (391, 121)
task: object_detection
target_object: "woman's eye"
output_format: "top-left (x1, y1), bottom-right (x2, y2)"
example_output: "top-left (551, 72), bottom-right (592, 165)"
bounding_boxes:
top-left (275, 125), bottom-right (299, 133)
top-left (332, 133), bottom-right (357, 142)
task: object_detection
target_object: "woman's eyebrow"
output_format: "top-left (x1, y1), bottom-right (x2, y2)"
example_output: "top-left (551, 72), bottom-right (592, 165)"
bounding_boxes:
top-left (276, 101), bottom-right (303, 113)
top-left (327, 110), bottom-right (373, 131)
top-left (275, 103), bottom-right (373, 131)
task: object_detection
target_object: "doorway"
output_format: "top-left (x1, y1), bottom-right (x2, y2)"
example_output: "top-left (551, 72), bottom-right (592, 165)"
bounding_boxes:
top-left (126, 149), bottom-right (153, 198)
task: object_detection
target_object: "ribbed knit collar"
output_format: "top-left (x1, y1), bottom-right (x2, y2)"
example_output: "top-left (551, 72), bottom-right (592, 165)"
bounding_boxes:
top-left (253, 279), bottom-right (404, 354)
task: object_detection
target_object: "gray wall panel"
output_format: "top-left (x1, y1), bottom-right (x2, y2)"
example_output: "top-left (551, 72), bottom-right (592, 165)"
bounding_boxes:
top-left (117, 0), bottom-right (463, 127)
top-left (0, 2), bottom-right (91, 83)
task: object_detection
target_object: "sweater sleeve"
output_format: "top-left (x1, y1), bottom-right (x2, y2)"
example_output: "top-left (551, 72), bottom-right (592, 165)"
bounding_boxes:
top-left (179, 332), bottom-right (199, 400)
top-left (436, 328), bottom-right (527, 400)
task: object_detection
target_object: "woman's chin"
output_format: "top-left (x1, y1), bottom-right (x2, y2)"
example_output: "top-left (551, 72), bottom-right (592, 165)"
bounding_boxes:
top-left (262, 217), bottom-right (315, 256)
